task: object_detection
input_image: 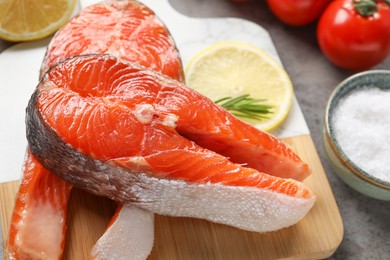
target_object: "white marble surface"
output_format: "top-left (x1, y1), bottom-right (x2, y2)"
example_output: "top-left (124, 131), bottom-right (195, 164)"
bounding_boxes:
top-left (0, 0), bottom-right (308, 183)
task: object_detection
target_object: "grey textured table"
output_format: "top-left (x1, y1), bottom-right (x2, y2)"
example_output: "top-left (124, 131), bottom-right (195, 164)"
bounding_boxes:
top-left (1, 0), bottom-right (389, 259)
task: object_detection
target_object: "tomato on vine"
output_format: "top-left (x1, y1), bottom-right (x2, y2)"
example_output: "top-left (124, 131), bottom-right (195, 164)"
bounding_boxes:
top-left (317, 0), bottom-right (390, 70)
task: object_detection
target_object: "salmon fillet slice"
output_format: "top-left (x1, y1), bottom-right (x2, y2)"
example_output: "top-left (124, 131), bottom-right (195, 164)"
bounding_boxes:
top-left (26, 54), bottom-right (315, 233)
top-left (8, 149), bottom-right (72, 260)
top-left (9, 0), bottom-right (182, 258)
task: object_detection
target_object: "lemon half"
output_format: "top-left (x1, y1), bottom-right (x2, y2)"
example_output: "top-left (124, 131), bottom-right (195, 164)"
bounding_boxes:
top-left (185, 41), bottom-right (294, 132)
top-left (0, 0), bottom-right (77, 42)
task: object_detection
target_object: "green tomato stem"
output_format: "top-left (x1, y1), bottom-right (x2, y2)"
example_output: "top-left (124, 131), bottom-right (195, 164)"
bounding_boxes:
top-left (353, 0), bottom-right (378, 17)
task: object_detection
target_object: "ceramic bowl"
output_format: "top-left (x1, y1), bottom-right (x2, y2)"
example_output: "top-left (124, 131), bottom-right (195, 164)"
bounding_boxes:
top-left (323, 70), bottom-right (390, 200)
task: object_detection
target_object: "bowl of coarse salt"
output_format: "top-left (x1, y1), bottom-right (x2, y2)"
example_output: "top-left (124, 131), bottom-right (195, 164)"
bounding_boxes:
top-left (323, 70), bottom-right (390, 200)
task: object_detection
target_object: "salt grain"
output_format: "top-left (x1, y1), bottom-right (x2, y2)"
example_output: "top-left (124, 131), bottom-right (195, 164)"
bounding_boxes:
top-left (331, 86), bottom-right (390, 184)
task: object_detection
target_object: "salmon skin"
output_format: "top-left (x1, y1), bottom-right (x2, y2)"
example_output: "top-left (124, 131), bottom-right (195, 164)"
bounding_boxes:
top-left (27, 54), bottom-right (315, 233)
top-left (90, 204), bottom-right (154, 260)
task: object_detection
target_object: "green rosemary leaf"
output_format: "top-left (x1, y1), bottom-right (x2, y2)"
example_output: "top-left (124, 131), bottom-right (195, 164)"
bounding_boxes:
top-left (215, 94), bottom-right (273, 121)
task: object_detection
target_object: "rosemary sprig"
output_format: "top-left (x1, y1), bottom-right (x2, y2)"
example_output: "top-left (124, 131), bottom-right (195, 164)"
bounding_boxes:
top-left (215, 94), bottom-right (273, 121)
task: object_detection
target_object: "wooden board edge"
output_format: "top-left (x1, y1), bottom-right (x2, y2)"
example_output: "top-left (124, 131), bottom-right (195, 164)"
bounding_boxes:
top-left (283, 134), bottom-right (344, 253)
top-left (0, 180), bottom-right (19, 260)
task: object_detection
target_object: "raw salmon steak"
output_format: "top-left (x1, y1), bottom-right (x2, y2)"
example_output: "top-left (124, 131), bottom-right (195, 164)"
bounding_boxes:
top-left (9, 0), bottom-right (183, 258)
top-left (27, 54), bottom-right (315, 233)
top-left (40, 0), bottom-right (184, 81)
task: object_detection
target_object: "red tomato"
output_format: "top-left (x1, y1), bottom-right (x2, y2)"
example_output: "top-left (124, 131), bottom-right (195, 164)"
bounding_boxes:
top-left (267, 0), bottom-right (332, 26)
top-left (317, 0), bottom-right (390, 71)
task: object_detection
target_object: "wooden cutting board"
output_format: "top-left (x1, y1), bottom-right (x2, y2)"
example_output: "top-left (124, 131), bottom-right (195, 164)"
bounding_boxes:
top-left (1, 135), bottom-right (343, 259)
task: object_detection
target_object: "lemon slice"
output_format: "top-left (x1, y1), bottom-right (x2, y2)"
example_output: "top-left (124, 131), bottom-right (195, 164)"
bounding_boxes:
top-left (185, 41), bottom-right (294, 131)
top-left (0, 0), bottom-right (77, 42)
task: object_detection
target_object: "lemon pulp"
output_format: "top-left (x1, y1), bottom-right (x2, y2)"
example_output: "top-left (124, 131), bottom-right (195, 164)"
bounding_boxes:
top-left (0, 0), bottom-right (77, 42)
top-left (185, 41), bottom-right (294, 132)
